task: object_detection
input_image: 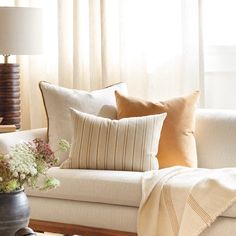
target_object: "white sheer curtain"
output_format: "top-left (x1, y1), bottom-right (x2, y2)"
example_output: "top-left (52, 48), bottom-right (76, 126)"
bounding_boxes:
top-left (0, 0), bottom-right (202, 129)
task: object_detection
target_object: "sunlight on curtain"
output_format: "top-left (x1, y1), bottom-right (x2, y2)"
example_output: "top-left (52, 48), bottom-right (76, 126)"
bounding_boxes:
top-left (0, 0), bottom-right (201, 129)
top-left (98, 0), bottom-right (200, 100)
top-left (15, 0), bottom-right (58, 129)
top-left (56, 0), bottom-right (200, 100)
top-left (124, 0), bottom-right (200, 100)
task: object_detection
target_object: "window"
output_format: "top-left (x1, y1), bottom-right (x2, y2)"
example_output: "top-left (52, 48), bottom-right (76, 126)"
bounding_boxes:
top-left (203, 0), bottom-right (236, 109)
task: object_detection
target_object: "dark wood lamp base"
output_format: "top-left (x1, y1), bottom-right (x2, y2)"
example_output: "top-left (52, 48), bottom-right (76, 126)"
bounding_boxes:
top-left (0, 63), bottom-right (21, 129)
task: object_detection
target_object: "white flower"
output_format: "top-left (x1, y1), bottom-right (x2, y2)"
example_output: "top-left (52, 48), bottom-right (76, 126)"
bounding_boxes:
top-left (13, 172), bottom-right (18, 178)
top-left (20, 174), bottom-right (26, 180)
top-left (8, 143), bottom-right (38, 177)
top-left (0, 138), bottom-right (65, 192)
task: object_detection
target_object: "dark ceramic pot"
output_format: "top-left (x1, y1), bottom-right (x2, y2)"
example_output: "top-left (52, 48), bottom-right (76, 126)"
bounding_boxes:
top-left (0, 189), bottom-right (30, 236)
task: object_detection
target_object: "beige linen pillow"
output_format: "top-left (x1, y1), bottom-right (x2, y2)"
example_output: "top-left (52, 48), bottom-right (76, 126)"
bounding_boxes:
top-left (39, 81), bottom-right (128, 164)
top-left (115, 91), bottom-right (199, 168)
top-left (61, 108), bottom-right (167, 171)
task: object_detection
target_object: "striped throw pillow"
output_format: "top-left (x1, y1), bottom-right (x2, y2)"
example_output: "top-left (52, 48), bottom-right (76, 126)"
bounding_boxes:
top-left (61, 108), bottom-right (166, 171)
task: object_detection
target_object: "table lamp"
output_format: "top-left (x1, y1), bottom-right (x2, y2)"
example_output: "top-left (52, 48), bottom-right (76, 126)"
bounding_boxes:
top-left (0, 7), bottom-right (43, 129)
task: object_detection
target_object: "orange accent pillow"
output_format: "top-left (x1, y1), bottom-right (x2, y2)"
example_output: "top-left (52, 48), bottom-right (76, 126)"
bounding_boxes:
top-left (115, 91), bottom-right (200, 168)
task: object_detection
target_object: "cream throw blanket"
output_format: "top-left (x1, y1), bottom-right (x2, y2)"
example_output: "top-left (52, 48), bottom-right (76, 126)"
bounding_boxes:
top-left (138, 166), bottom-right (236, 236)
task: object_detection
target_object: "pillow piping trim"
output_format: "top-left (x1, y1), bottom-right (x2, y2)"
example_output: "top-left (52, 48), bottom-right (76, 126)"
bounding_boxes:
top-left (39, 80), bottom-right (50, 143)
top-left (38, 81), bottom-right (127, 144)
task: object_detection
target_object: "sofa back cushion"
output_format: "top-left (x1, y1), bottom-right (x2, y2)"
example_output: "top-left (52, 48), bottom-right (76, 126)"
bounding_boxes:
top-left (115, 91), bottom-right (199, 168)
top-left (61, 108), bottom-right (166, 171)
top-left (39, 81), bottom-right (127, 164)
top-left (196, 109), bottom-right (236, 168)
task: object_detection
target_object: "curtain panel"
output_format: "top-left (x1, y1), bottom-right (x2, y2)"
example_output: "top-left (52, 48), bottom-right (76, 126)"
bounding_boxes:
top-left (0, 0), bottom-right (202, 129)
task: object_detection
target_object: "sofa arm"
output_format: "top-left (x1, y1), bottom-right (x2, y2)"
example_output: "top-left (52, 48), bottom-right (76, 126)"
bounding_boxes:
top-left (0, 128), bottom-right (47, 153)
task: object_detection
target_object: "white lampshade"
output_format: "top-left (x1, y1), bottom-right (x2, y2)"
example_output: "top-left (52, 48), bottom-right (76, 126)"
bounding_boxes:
top-left (0, 7), bottom-right (43, 55)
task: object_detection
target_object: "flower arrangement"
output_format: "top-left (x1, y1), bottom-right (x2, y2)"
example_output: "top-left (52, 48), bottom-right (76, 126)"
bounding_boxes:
top-left (0, 138), bottom-right (70, 193)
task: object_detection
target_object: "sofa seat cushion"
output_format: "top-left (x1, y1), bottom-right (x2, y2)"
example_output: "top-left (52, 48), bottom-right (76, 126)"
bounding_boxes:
top-left (26, 167), bottom-right (143, 207)
top-left (26, 167), bottom-right (236, 218)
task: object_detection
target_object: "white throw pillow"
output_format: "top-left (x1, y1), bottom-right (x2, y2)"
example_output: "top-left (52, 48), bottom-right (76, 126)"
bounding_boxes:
top-left (39, 81), bottom-right (128, 164)
top-left (61, 108), bottom-right (167, 171)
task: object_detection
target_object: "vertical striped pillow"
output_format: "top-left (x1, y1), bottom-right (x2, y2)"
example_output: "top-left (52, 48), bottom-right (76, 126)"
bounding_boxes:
top-left (61, 108), bottom-right (166, 171)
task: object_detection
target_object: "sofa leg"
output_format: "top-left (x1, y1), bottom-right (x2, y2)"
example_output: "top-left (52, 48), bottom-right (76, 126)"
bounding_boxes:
top-left (29, 219), bottom-right (137, 236)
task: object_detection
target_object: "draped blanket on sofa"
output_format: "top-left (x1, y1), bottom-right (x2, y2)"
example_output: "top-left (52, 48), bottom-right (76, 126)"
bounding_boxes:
top-left (138, 166), bottom-right (236, 236)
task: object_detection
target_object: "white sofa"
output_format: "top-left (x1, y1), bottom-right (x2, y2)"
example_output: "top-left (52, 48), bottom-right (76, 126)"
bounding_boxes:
top-left (1, 109), bottom-right (236, 236)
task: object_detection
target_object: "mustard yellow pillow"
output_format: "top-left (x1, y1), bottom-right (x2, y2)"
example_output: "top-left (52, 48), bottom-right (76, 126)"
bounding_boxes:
top-left (115, 91), bottom-right (199, 168)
